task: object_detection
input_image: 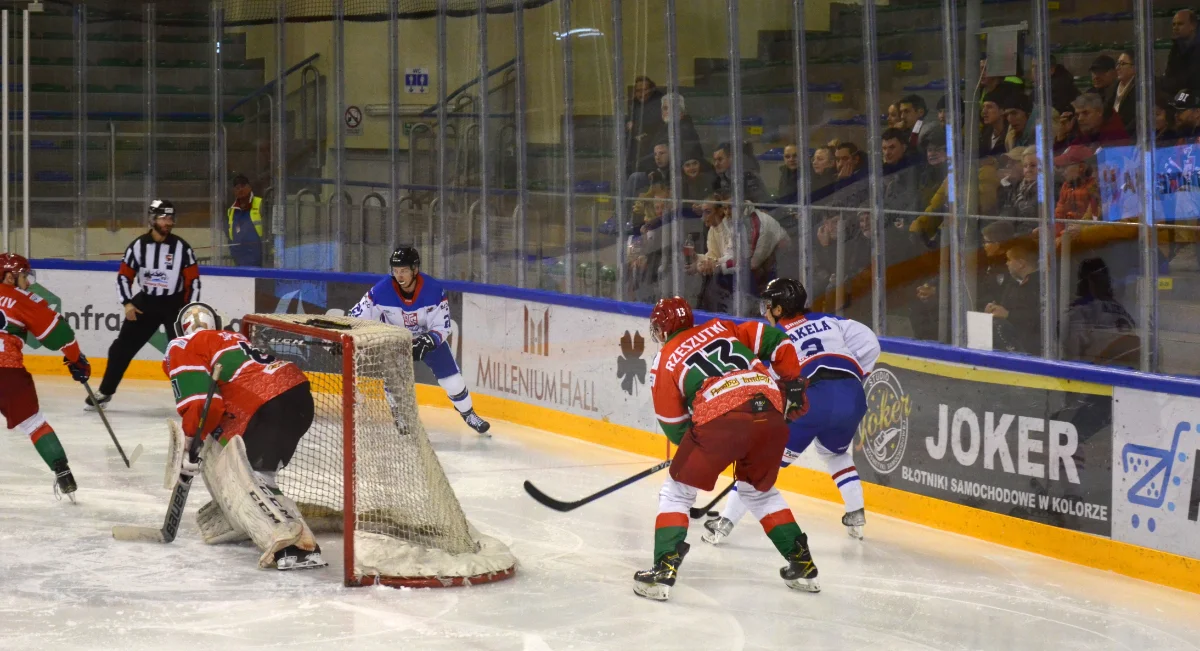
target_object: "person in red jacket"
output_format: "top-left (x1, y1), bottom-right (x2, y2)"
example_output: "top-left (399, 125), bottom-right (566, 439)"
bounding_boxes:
top-left (0, 253), bottom-right (92, 500)
top-left (635, 296), bottom-right (818, 601)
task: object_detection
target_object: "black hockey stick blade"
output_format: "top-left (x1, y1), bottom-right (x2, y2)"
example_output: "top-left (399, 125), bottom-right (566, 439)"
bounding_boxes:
top-left (84, 380), bottom-right (130, 467)
top-left (690, 481), bottom-right (735, 519)
top-left (523, 459), bottom-right (671, 512)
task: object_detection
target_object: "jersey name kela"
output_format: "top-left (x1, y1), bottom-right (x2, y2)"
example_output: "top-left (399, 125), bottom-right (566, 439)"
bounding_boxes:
top-left (777, 312), bottom-right (881, 380)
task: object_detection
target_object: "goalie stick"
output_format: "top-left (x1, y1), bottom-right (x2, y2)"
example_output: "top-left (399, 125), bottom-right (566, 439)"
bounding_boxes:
top-left (690, 481), bottom-right (735, 519)
top-left (112, 364), bottom-right (222, 544)
top-left (523, 459), bottom-right (671, 512)
top-left (82, 381), bottom-right (142, 467)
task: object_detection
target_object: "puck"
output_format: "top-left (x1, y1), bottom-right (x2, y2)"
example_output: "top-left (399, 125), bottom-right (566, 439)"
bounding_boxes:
top-left (707, 510), bottom-right (719, 517)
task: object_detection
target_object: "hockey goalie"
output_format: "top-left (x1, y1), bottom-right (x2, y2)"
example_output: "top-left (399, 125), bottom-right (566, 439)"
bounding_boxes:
top-left (163, 301), bottom-right (326, 570)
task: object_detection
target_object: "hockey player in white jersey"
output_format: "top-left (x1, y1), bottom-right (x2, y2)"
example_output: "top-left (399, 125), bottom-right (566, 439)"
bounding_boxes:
top-left (349, 247), bottom-right (490, 434)
top-left (704, 277), bottom-right (879, 543)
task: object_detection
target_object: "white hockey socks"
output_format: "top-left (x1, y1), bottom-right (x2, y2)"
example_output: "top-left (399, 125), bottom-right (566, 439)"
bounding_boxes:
top-left (734, 482), bottom-right (791, 522)
top-left (438, 373), bottom-right (473, 413)
top-left (719, 486), bottom-right (751, 525)
top-left (817, 443), bottom-right (864, 513)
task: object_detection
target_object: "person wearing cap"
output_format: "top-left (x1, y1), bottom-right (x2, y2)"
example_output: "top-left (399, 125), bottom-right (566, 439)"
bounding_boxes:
top-left (1053, 146), bottom-right (1099, 222)
top-left (1170, 88), bottom-right (1200, 143)
top-left (1069, 92), bottom-right (1129, 148)
top-left (1002, 93), bottom-right (1034, 150)
top-left (1112, 51), bottom-right (1137, 134)
top-left (227, 174), bottom-right (264, 268)
top-left (1086, 55), bottom-right (1119, 117)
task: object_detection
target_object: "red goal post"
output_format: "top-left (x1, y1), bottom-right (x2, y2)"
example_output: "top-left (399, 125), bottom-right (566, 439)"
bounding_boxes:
top-left (242, 313), bottom-right (516, 588)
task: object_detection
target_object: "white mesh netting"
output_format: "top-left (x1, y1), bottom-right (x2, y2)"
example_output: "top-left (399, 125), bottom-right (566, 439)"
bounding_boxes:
top-left (246, 313), bottom-right (516, 586)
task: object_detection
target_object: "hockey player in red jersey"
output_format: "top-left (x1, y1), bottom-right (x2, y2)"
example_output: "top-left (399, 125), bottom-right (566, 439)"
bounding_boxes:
top-left (162, 302), bottom-right (325, 570)
top-left (0, 253), bottom-right (91, 500)
top-left (636, 296), bottom-right (820, 600)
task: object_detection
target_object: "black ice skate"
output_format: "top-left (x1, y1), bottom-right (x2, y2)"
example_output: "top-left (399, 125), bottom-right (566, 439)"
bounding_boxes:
top-left (701, 516), bottom-right (734, 545)
top-left (842, 508), bottom-right (866, 540)
top-left (461, 409), bottom-right (491, 436)
top-left (52, 459), bottom-right (77, 503)
top-left (633, 541), bottom-right (689, 601)
top-left (84, 392), bottom-right (111, 411)
top-left (274, 543), bottom-right (328, 571)
top-left (780, 533), bottom-right (821, 593)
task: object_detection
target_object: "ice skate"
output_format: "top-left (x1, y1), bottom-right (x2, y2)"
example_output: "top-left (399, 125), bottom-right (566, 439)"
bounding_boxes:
top-left (780, 533), bottom-right (820, 593)
top-left (84, 392), bottom-right (111, 411)
top-left (842, 508), bottom-right (865, 540)
top-left (461, 409), bottom-right (491, 436)
top-left (274, 544), bottom-right (328, 571)
top-left (52, 459), bottom-right (77, 503)
top-left (701, 516), bottom-right (734, 545)
top-left (633, 541), bottom-right (689, 601)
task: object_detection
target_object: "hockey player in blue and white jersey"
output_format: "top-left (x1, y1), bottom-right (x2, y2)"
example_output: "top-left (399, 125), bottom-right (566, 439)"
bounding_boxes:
top-left (704, 277), bottom-right (879, 542)
top-left (349, 247), bottom-right (491, 435)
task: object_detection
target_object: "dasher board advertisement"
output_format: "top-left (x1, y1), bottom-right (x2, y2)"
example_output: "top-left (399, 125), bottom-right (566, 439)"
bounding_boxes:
top-left (854, 356), bottom-right (1114, 537)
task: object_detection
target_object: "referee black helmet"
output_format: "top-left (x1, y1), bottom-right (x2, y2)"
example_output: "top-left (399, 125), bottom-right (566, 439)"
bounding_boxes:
top-left (148, 199), bottom-right (175, 222)
top-left (390, 246), bottom-right (420, 270)
top-left (761, 278), bottom-right (808, 319)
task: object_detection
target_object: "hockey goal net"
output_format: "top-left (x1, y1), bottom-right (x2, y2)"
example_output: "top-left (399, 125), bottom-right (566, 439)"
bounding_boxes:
top-left (241, 313), bottom-right (516, 588)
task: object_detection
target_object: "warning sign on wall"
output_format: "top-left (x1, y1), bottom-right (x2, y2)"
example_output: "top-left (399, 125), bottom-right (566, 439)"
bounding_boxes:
top-left (344, 105), bottom-right (363, 136)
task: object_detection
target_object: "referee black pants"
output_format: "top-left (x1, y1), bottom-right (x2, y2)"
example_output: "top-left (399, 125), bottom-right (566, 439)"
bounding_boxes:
top-left (99, 295), bottom-right (186, 396)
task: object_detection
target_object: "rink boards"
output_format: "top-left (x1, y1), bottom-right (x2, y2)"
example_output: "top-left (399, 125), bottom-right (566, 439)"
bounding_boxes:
top-left (20, 260), bottom-right (1200, 595)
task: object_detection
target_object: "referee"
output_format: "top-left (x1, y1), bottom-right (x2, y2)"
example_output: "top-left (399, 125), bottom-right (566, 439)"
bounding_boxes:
top-left (86, 199), bottom-right (201, 409)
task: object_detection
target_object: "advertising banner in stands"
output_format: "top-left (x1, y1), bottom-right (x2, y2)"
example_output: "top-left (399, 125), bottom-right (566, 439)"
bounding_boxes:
top-left (854, 356), bottom-right (1114, 536)
top-left (252, 277), bottom-right (463, 387)
top-left (24, 270), bottom-right (253, 361)
top-left (1111, 388), bottom-right (1200, 560)
top-left (1097, 143), bottom-right (1200, 224)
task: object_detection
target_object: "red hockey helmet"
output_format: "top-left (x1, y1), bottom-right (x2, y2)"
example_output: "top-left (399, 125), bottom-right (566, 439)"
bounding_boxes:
top-left (0, 253), bottom-right (31, 275)
top-left (650, 296), bottom-right (694, 344)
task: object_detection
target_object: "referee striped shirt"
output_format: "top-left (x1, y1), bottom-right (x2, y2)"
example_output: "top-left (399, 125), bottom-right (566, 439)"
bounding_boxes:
top-left (116, 233), bottom-right (201, 304)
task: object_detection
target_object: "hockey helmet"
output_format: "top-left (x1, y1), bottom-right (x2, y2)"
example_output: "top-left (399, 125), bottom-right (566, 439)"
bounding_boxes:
top-left (650, 296), bottom-right (694, 344)
top-left (389, 246), bottom-right (420, 269)
top-left (148, 199), bottom-right (175, 222)
top-left (0, 252), bottom-right (32, 285)
top-left (176, 302), bottom-right (222, 337)
top-left (760, 278), bottom-right (808, 319)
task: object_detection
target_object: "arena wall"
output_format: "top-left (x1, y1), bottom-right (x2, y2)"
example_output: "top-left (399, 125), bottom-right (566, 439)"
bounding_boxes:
top-left (22, 259), bottom-right (1200, 595)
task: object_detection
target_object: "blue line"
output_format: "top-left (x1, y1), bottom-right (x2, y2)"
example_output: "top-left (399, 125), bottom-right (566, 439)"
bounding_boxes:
top-left (31, 258), bottom-right (1200, 397)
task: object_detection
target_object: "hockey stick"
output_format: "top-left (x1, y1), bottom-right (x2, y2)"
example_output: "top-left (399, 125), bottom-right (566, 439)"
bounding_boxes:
top-left (690, 481), bottom-right (735, 519)
top-left (112, 364), bottom-right (221, 544)
top-left (82, 380), bottom-right (140, 468)
top-left (523, 459), bottom-right (671, 512)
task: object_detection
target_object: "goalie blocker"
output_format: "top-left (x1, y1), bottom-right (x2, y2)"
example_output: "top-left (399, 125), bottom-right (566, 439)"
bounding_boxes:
top-left (164, 302), bottom-right (326, 570)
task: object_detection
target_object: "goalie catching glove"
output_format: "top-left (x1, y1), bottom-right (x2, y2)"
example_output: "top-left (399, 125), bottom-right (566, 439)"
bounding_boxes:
top-left (411, 332), bottom-right (438, 361)
top-left (781, 379), bottom-right (810, 422)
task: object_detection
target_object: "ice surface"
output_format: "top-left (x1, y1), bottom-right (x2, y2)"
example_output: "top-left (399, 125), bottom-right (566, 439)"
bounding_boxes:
top-left (3, 377), bottom-right (1200, 650)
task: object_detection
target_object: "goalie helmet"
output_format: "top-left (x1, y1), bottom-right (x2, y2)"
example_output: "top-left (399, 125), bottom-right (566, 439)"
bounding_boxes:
top-left (760, 278), bottom-right (808, 319)
top-left (389, 246), bottom-right (420, 269)
top-left (649, 296), bottom-right (693, 344)
top-left (176, 302), bottom-right (222, 337)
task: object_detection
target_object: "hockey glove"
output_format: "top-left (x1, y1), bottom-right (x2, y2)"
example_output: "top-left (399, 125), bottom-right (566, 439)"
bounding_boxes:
top-left (179, 439), bottom-right (201, 477)
top-left (65, 353), bottom-right (91, 384)
top-left (781, 379), bottom-right (810, 422)
top-left (412, 333), bottom-right (438, 361)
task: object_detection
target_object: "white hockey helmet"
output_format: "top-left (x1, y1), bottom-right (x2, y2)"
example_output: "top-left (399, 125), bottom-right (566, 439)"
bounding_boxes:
top-left (176, 302), bottom-right (222, 337)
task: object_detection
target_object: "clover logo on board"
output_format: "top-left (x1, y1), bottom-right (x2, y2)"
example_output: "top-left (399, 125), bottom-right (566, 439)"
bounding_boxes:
top-left (857, 368), bottom-right (911, 475)
top-left (616, 330), bottom-right (647, 396)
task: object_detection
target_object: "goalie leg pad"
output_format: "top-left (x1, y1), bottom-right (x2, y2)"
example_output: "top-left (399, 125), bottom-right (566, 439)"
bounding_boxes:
top-left (200, 436), bottom-right (318, 568)
top-left (197, 500), bottom-right (250, 544)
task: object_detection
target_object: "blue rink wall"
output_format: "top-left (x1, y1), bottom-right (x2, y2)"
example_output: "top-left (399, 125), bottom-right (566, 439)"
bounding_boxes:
top-left (21, 259), bottom-right (1200, 595)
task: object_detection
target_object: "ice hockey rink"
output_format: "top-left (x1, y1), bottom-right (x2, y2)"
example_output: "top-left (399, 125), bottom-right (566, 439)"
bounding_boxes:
top-left (2, 377), bottom-right (1199, 651)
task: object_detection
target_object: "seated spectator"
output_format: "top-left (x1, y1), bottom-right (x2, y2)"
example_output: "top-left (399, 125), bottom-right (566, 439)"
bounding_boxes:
top-left (917, 129), bottom-right (949, 210)
top-left (810, 143), bottom-right (839, 193)
top-left (899, 94), bottom-right (936, 153)
top-left (681, 156), bottom-right (713, 219)
top-left (776, 144), bottom-right (799, 200)
top-left (1156, 91), bottom-right (1179, 144)
top-left (1086, 55), bottom-right (1119, 114)
top-left (1069, 92), bottom-right (1129, 148)
top-left (1113, 51), bottom-right (1137, 134)
top-left (712, 141), bottom-right (768, 204)
top-left (651, 92), bottom-right (704, 167)
top-left (880, 128), bottom-right (921, 242)
top-left (1054, 146), bottom-right (1100, 222)
top-left (1002, 93), bottom-right (1034, 149)
top-left (985, 240), bottom-right (1041, 354)
top-left (835, 142), bottom-right (864, 179)
top-left (911, 154), bottom-right (1001, 243)
top-left (887, 102), bottom-right (904, 130)
top-left (1053, 107), bottom-right (1075, 154)
top-left (1031, 55), bottom-right (1081, 114)
top-left (1170, 88), bottom-right (1200, 142)
top-left (691, 191), bottom-right (785, 313)
top-left (979, 97), bottom-right (1009, 157)
top-left (936, 95), bottom-right (947, 126)
top-left (978, 220), bottom-right (1017, 309)
top-left (626, 76), bottom-right (665, 177)
top-left (1165, 9), bottom-right (1200, 96)
top-left (1064, 257), bottom-right (1138, 366)
top-left (628, 144), bottom-right (671, 195)
top-left (998, 149), bottom-right (1040, 232)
